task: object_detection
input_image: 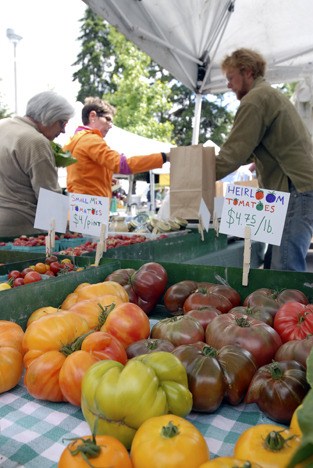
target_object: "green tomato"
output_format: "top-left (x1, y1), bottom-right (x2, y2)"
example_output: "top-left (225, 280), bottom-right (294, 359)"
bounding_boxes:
top-left (81, 352), bottom-right (193, 449)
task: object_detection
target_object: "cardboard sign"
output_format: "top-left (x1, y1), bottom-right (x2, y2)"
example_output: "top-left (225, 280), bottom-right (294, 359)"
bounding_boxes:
top-left (219, 185), bottom-right (290, 246)
top-left (68, 193), bottom-right (110, 237)
top-left (198, 198), bottom-right (211, 232)
top-left (34, 188), bottom-right (69, 233)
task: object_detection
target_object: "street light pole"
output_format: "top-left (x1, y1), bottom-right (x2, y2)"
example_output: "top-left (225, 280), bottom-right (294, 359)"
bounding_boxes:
top-left (6, 28), bottom-right (23, 115)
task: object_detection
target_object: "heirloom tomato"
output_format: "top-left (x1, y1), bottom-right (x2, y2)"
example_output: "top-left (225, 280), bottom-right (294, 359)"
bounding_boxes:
top-left (130, 262), bottom-right (168, 314)
top-left (183, 289), bottom-right (233, 314)
top-left (163, 280), bottom-right (198, 315)
top-left (81, 352), bottom-right (192, 449)
top-left (229, 305), bottom-right (274, 326)
top-left (0, 320), bottom-right (24, 394)
top-left (207, 284), bottom-right (241, 307)
top-left (234, 424), bottom-right (301, 467)
top-left (151, 315), bottom-right (204, 346)
top-left (58, 434), bottom-right (133, 468)
top-left (75, 281), bottom-right (129, 303)
top-left (173, 342), bottom-right (256, 412)
top-left (245, 360), bottom-right (309, 424)
top-left (81, 331), bottom-right (127, 364)
top-left (274, 334), bottom-right (313, 368)
top-left (243, 289), bottom-right (280, 317)
top-left (276, 288), bottom-right (309, 305)
top-left (184, 306), bottom-right (221, 330)
top-left (26, 306), bottom-right (61, 327)
top-left (126, 338), bottom-right (175, 359)
top-left (101, 302), bottom-right (150, 348)
top-left (205, 313), bottom-right (282, 367)
top-left (273, 302), bottom-right (313, 342)
top-left (68, 294), bottom-right (124, 329)
top-left (130, 414), bottom-right (210, 468)
top-left (22, 312), bottom-right (96, 403)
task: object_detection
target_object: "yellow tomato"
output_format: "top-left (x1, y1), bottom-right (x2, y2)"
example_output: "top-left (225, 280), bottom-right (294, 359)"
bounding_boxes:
top-left (61, 258), bottom-right (72, 265)
top-left (290, 404), bottom-right (303, 436)
top-left (130, 414), bottom-right (209, 468)
top-left (34, 262), bottom-right (48, 274)
top-left (26, 306), bottom-right (62, 327)
top-left (0, 283), bottom-right (11, 291)
top-left (199, 457), bottom-right (262, 467)
top-left (234, 424), bottom-right (301, 468)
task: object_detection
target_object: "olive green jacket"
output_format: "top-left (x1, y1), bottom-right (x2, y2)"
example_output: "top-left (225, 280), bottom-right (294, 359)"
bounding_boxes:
top-left (216, 77), bottom-right (313, 192)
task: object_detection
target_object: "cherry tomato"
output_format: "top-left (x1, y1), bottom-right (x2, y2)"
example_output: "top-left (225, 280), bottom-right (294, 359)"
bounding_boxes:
top-left (23, 271), bottom-right (43, 284)
top-left (7, 270), bottom-right (22, 280)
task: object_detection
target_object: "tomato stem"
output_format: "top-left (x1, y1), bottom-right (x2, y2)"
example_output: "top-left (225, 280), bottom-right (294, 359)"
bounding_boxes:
top-left (202, 345), bottom-right (217, 357)
top-left (96, 303), bottom-right (116, 330)
top-left (264, 429), bottom-right (295, 451)
top-left (161, 421), bottom-right (180, 438)
top-left (235, 316), bottom-right (251, 327)
top-left (60, 330), bottom-right (93, 356)
top-left (269, 361), bottom-right (284, 380)
top-left (65, 434), bottom-right (101, 467)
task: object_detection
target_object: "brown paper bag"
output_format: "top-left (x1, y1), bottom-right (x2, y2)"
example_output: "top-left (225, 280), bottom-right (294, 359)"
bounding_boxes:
top-left (169, 145), bottom-right (216, 220)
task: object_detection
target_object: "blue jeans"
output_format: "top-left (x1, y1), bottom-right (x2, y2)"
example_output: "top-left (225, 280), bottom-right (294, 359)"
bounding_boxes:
top-left (270, 183), bottom-right (313, 271)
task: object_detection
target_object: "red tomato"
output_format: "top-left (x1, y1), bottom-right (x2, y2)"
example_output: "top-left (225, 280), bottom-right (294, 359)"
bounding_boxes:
top-left (184, 306), bottom-right (221, 330)
top-left (21, 267), bottom-right (35, 278)
top-left (151, 315), bottom-right (205, 346)
top-left (163, 280), bottom-right (198, 315)
top-left (276, 289), bottom-right (309, 306)
top-left (49, 261), bottom-right (64, 275)
top-left (126, 338), bottom-right (175, 358)
top-left (131, 262), bottom-right (168, 304)
top-left (274, 335), bottom-right (313, 368)
top-left (81, 331), bottom-right (128, 364)
top-left (245, 360), bottom-right (309, 424)
top-left (183, 290), bottom-right (233, 314)
top-left (205, 313), bottom-right (282, 368)
top-left (7, 270), bottom-right (22, 280)
top-left (207, 284), bottom-right (241, 307)
top-left (13, 277), bottom-right (25, 287)
top-left (101, 302), bottom-right (150, 348)
top-left (23, 271), bottom-right (43, 284)
top-left (273, 302), bottom-right (313, 342)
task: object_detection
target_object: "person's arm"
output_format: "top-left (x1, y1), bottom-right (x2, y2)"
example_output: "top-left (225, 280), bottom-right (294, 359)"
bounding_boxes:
top-left (28, 140), bottom-right (61, 198)
top-left (216, 100), bottom-right (265, 180)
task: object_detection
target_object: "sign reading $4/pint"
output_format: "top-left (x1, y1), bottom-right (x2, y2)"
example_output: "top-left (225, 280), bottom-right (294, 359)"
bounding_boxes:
top-left (219, 185), bottom-right (290, 246)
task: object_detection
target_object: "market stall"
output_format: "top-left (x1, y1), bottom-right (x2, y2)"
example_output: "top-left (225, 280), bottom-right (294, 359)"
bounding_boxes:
top-left (0, 259), bottom-right (312, 466)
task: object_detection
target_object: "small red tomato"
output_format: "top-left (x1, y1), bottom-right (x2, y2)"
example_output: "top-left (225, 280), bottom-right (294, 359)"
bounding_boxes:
top-left (13, 277), bottom-right (25, 287)
top-left (21, 267), bottom-right (34, 278)
top-left (49, 262), bottom-right (63, 275)
top-left (8, 270), bottom-right (23, 280)
top-left (23, 271), bottom-right (43, 284)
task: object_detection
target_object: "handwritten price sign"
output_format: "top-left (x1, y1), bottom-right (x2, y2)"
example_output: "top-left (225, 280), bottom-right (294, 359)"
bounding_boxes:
top-left (68, 193), bottom-right (110, 237)
top-left (219, 184), bottom-right (290, 246)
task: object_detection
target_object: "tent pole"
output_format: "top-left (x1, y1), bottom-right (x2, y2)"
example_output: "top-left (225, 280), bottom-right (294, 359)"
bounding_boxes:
top-left (192, 94), bottom-right (202, 145)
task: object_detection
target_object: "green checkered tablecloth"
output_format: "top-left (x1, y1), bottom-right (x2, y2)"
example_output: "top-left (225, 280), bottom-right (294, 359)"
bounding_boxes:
top-left (0, 378), bottom-right (274, 467)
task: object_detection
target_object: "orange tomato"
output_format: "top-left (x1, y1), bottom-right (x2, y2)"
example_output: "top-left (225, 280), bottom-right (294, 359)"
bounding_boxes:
top-left (75, 281), bottom-right (129, 303)
top-left (81, 331), bottom-right (127, 364)
top-left (68, 295), bottom-right (124, 329)
top-left (101, 302), bottom-right (150, 348)
top-left (34, 262), bottom-right (49, 274)
top-left (26, 306), bottom-right (62, 327)
top-left (58, 434), bottom-right (133, 467)
top-left (0, 320), bottom-right (24, 393)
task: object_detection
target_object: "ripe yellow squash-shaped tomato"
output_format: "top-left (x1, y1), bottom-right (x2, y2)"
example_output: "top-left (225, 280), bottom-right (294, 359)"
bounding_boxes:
top-left (68, 295), bottom-right (125, 330)
top-left (26, 306), bottom-right (62, 327)
top-left (58, 434), bottom-right (133, 468)
top-left (130, 414), bottom-right (209, 468)
top-left (0, 320), bottom-right (24, 393)
top-left (234, 424), bottom-right (301, 467)
top-left (75, 281), bottom-right (129, 303)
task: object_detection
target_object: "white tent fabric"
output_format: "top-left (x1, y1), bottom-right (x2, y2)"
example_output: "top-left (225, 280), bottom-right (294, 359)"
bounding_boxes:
top-left (83, 0), bottom-right (313, 95)
top-left (292, 75), bottom-right (313, 137)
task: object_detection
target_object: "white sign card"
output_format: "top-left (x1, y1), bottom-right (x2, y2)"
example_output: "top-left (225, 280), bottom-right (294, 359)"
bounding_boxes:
top-left (213, 196), bottom-right (224, 219)
top-left (219, 184), bottom-right (290, 246)
top-left (198, 198), bottom-right (211, 232)
top-left (68, 193), bottom-right (110, 237)
top-left (34, 188), bottom-right (69, 233)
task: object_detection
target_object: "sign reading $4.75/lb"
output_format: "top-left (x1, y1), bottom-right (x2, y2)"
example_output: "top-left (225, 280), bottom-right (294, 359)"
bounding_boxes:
top-left (219, 185), bottom-right (290, 246)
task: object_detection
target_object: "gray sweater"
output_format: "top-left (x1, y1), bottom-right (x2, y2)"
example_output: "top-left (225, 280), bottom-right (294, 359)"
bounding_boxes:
top-left (0, 116), bottom-right (61, 236)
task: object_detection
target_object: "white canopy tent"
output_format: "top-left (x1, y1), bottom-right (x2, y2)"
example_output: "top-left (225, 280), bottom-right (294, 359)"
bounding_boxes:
top-left (83, 0), bottom-right (313, 143)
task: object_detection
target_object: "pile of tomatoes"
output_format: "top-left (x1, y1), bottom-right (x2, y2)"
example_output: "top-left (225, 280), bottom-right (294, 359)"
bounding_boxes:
top-left (5, 256), bottom-right (77, 287)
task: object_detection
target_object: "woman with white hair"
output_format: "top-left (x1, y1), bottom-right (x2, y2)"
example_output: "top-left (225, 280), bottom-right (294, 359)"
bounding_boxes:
top-left (0, 91), bottom-right (75, 236)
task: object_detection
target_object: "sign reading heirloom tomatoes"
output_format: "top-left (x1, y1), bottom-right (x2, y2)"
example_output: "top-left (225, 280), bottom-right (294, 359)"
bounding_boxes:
top-left (68, 193), bottom-right (110, 237)
top-left (219, 184), bottom-right (290, 246)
